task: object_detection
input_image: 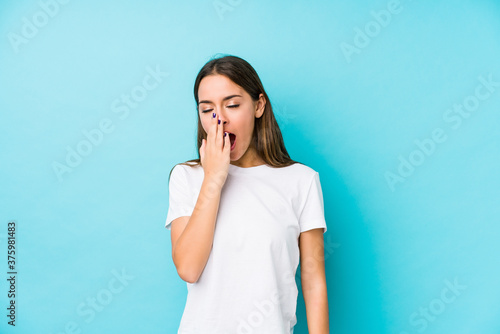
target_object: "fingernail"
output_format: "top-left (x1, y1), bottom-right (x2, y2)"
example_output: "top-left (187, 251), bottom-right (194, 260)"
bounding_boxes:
top-left (212, 112), bottom-right (216, 118)
top-left (218, 119), bottom-right (221, 124)
top-left (224, 132), bottom-right (227, 137)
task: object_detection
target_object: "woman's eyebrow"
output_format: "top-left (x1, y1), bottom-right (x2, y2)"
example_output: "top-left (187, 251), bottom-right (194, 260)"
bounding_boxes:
top-left (198, 94), bottom-right (242, 105)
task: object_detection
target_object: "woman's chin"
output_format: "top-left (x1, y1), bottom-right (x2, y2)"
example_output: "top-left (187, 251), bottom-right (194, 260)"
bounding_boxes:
top-left (230, 149), bottom-right (241, 161)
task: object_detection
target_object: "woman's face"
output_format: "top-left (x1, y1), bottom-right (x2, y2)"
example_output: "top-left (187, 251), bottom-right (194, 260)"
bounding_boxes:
top-left (198, 74), bottom-right (265, 165)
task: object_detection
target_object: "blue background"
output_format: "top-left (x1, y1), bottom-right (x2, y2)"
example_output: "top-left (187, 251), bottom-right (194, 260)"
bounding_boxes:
top-left (1, 0), bottom-right (499, 333)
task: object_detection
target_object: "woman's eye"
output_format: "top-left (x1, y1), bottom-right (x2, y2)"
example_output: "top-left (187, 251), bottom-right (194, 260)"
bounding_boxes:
top-left (201, 105), bottom-right (238, 113)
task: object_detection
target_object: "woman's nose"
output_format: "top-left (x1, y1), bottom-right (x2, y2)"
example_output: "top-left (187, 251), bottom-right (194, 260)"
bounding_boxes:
top-left (217, 112), bottom-right (228, 124)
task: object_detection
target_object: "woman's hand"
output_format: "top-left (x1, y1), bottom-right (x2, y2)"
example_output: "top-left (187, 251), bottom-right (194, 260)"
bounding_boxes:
top-left (199, 112), bottom-right (231, 189)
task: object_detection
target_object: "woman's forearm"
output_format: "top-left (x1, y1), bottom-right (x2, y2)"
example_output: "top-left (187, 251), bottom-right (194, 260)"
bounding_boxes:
top-left (303, 283), bottom-right (329, 334)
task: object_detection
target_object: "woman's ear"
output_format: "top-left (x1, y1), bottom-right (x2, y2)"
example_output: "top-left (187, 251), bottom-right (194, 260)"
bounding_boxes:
top-left (255, 93), bottom-right (266, 118)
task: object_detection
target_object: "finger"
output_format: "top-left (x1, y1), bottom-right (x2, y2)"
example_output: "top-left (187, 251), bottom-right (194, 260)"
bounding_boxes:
top-left (223, 132), bottom-right (230, 152)
top-left (208, 112), bottom-right (216, 142)
top-left (216, 114), bottom-right (223, 148)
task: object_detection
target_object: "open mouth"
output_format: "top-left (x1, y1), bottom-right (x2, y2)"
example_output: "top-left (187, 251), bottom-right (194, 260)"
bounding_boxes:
top-left (228, 133), bottom-right (236, 150)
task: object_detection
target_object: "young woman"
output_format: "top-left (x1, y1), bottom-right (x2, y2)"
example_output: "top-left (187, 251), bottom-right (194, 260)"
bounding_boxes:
top-left (165, 55), bottom-right (329, 333)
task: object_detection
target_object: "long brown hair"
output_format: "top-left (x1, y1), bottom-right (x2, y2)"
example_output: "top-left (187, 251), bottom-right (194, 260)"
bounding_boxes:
top-left (169, 54), bottom-right (302, 180)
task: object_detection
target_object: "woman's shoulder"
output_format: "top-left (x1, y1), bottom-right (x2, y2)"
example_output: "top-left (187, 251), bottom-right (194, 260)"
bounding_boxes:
top-left (270, 162), bottom-right (319, 188)
top-left (280, 161), bottom-right (318, 177)
top-left (173, 161), bottom-right (202, 170)
top-left (168, 161), bottom-right (203, 181)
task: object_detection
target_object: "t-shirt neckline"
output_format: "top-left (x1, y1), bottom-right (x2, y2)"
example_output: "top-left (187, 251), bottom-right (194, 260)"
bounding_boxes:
top-left (228, 163), bottom-right (270, 174)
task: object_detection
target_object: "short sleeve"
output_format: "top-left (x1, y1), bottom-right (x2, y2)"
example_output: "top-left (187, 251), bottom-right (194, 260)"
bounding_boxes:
top-left (298, 172), bottom-right (327, 234)
top-left (165, 165), bottom-right (195, 230)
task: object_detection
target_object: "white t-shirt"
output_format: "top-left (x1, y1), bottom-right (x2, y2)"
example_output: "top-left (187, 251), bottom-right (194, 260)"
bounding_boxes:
top-left (165, 162), bottom-right (327, 334)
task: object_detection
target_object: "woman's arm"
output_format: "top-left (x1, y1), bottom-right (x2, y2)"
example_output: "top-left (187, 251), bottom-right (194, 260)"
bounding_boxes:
top-left (171, 173), bottom-right (224, 283)
top-left (299, 228), bottom-right (329, 334)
